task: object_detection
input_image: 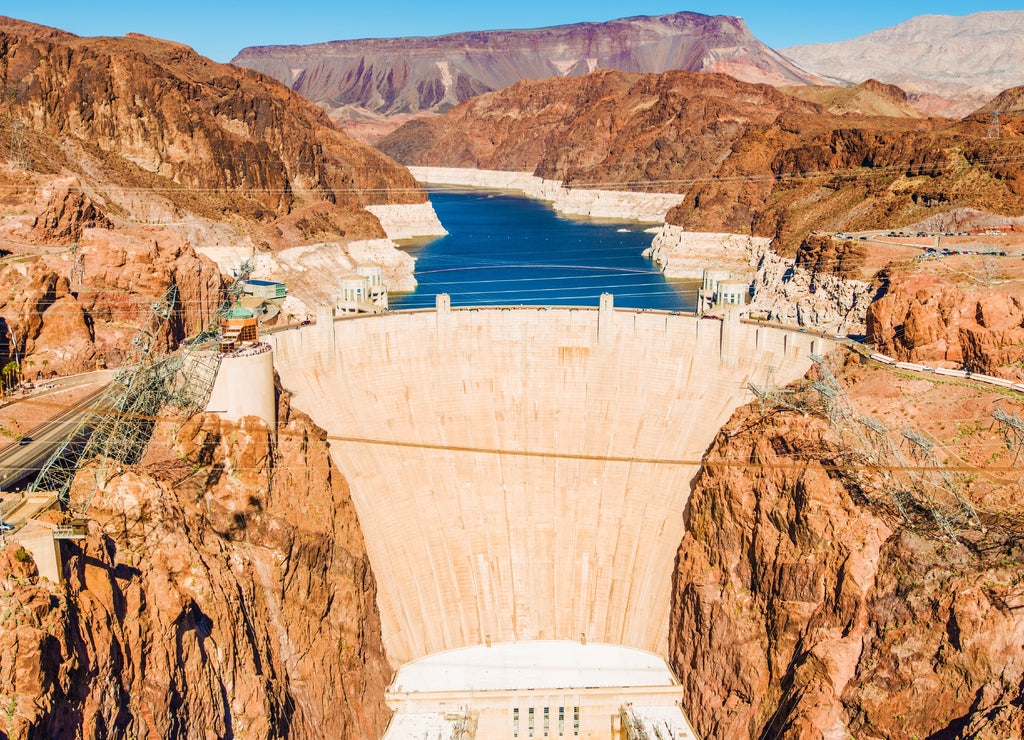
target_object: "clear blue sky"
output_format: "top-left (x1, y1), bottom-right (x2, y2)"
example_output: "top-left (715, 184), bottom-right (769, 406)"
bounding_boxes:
top-left (2, 1), bottom-right (1018, 63)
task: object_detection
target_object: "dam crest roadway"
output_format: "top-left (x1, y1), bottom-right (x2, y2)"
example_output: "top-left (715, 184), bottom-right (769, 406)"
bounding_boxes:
top-left (266, 296), bottom-right (833, 736)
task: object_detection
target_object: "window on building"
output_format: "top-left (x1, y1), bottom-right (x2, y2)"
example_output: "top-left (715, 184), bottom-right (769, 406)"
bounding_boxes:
top-left (573, 706), bottom-right (579, 737)
top-left (529, 707), bottom-right (535, 737)
top-left (513, 708), bottom-right (519, 738)
top-left (544, 707), bottom-right (549, 737)
top-left (558, 707), bottom-right (564, 737)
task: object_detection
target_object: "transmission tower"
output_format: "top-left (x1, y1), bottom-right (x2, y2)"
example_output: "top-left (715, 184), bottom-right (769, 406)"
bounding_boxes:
top-left (989, 109), bottom-right (1001, 139)
top-left (30, 258), bottom-right (256, 511)
top-left (9, 121), bottom-right (29, 169)
top-left (991, 401), bottom-right (1024, 464)
top-left (748, 366), bottom-right (804, 414)
top-left (31, 286), bottom-right (183, 506)
top-left (760, 354), bottom-right (981, 539)
top-left (68, 244), bottom-right (85, 286)
top-left (899, 425), bottom-right (981, 537)
top-left (8, 121), bottom-right (30, 170)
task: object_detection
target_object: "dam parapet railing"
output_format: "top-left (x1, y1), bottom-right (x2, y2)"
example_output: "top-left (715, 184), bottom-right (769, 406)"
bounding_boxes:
top-left (268, 307), bottom-right (1024, 396)
top-left (266, 300), bottom-right (836, 380)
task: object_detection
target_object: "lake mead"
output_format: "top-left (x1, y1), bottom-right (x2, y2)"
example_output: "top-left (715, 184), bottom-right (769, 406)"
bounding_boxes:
top-left (390, 189), bottom-right (696, 311)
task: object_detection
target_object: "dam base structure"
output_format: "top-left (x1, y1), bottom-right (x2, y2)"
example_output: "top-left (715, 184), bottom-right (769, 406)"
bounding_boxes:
top-left (267, 297), bottom-right (831, 738)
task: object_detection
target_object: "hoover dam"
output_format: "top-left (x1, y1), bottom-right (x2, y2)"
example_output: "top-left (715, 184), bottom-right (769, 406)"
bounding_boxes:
top-left (266, 298), bottom-right (831, 737)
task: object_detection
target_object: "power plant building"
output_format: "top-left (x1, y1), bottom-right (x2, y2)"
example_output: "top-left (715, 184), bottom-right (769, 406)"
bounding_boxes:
top-left (240, 279), bottom-right (288, 300)
top-left (337, 264), bottom-right (389, 314)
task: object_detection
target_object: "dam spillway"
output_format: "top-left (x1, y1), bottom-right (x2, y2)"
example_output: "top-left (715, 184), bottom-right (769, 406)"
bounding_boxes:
top-left (267, 301), bottom-right (830, 668)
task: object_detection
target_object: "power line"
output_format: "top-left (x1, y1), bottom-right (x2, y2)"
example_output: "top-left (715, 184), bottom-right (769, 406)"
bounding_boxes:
top-left (4, 387), bottom-right (1022, 477)
top-left (0, 148), bottom-right (1022, 199)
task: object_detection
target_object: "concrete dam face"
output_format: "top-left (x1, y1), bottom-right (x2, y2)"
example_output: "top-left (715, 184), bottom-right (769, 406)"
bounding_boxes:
top-left (268, 304), bottom-right (828, 668)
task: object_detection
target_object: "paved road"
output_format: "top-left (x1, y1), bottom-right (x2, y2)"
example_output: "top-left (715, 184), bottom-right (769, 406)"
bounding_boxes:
top-left (0, 378), bottom-right (111, 492)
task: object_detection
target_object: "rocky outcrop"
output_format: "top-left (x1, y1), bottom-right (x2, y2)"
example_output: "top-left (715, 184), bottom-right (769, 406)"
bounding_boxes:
top-left (747, 235), bottom-right (880, 334)
top-left (381, 67), bottom-right (1024, 251)
top-left (748, 245), bottom-right (875, 334)
top-left (866, 267), bottom-right (1024, 378)
top-left (0, 171), bottom-right (113, 247)
top-left (0, 395), bottom-right (391, 739)
top-left (363, 202), bottom-right (447, 241)
top-left (0, 227), bottom-right (224, 378)
top-left (0, 17), bottom-right (427, 250)
top-left (232, 11), bottom-right (825, 124)
top-left (643, 226), bottom-right (768, 279)
top-left (672, 380), bottom-right (1024, 739)
top-left (782, 11), bottom-right (1024, 118)
top-left (75, 227), bottom-right (223, 340)
top-left (0, 260), bottom-right (95, 378)
top-left (28, 178), bottom-right (113, 243)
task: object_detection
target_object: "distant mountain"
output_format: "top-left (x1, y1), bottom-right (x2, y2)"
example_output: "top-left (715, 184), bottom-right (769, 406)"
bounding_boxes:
top-left (972, 85), bottom-right (1024, 118)
top-left (782, 11), bottom-right (1024, 118)
top-left (783, 79), bottom-right (924, 119)
top-left (231, 11), bottom-right (826, 130)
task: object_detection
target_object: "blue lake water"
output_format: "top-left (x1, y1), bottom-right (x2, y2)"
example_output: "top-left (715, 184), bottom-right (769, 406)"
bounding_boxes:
top-left (390, 189), bottom-right (697, 311)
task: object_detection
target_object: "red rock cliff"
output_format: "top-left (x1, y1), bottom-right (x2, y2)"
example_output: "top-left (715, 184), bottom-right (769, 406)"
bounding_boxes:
top-left (0, 394), bottom-right (390, 739)
top-left (671, 359), bottom-right (1024, 739)
top-left (0, 17), bottom-right (426, 247)
top-left (866, 258), bottom-right (1024, 379)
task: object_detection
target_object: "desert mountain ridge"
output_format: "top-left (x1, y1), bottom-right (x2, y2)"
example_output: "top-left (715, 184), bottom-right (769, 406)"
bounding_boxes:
top-left (782, 78), bottom-right (924, 119)
top-left (230, 11), bottom-right (829, 137)
top-left (783, 10), bottom-right (1024, 118)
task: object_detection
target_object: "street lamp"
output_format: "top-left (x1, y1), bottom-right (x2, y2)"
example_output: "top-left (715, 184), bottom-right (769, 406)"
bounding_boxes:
top-left (6, 329), bottom-right (21, 391)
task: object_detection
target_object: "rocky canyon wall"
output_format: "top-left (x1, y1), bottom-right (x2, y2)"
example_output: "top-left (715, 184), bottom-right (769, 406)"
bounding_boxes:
top-left (671, 359), bottom-right (1024, 740)
top-left (0, 227), bottom-right (225, 379)
top-left (0, 394), bottom-right (391, 739)
top-left (867, 263), bottom-right (1024, 379)
top-left (748, 242), bottom-right (877, 335)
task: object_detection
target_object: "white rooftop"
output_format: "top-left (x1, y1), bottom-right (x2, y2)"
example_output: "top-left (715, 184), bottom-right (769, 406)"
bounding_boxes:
top-left (383, 712), bottom-right (467, 740)
top-left (623, 705), bottom-right (698, 740)
top-left (390, 641), bottom-right (678, 694)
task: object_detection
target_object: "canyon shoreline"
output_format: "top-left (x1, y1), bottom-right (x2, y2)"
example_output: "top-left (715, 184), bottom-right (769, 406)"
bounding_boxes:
top-left (408, 167), bottom-right (781, 283)
top-left (365, 201), bottom-right (448, 241)
top-left (197, 239), bottom-right (418, 320)
top-left (195, 202), bottom-right (446, 318)
top-left (407, 166), bottom-right (686, 223)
